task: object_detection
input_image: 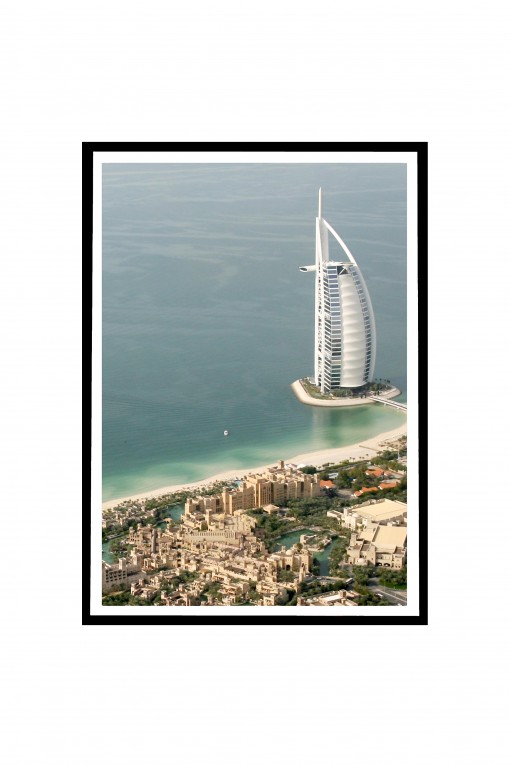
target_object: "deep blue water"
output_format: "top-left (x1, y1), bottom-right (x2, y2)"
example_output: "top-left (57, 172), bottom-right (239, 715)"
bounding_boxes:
top-left (102, 163), bottom-right (406, 500)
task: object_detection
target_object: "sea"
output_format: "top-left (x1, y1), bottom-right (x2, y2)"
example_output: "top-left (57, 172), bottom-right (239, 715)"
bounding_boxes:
top-left (102, 162), bottom-right (407, 502)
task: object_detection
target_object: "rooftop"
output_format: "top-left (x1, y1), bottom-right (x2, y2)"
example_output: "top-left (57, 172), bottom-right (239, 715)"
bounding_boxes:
top-left (359, 524), bottom-right (407, 551)
top-left (352, 498), bottom-right (407, 522)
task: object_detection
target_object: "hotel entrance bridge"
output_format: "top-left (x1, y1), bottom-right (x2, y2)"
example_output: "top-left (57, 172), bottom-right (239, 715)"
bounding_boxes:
top-left (369, 395), bottom-right (407, 411)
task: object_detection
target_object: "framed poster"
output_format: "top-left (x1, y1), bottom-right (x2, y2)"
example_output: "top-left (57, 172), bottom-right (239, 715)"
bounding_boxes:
top-left (83, 142), bottom-right (427, 624)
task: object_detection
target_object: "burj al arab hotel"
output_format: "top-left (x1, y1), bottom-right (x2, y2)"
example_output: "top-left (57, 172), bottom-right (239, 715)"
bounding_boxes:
top-left (299, 190), bottom-right (376, 394)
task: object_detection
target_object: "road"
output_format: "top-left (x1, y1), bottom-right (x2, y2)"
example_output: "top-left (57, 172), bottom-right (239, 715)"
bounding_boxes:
top-left (371, 585), bottom-right (407, 605)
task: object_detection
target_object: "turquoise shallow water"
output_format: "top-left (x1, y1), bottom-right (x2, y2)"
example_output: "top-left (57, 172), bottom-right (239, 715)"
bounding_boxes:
top-left (102, 163), bottom-right (406, 501)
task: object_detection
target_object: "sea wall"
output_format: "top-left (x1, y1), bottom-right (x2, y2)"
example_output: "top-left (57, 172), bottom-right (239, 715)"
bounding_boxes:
top-left (291, 380), bottom-right (402, 408)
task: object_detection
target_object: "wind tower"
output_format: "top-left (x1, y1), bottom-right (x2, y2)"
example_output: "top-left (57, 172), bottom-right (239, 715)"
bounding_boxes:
top-left (299, 190), bottom-right (376, 394)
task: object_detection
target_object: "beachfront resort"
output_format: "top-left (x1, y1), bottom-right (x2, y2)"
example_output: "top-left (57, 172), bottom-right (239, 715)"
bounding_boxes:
top-left (102, 433), bottom-right (408, 607)
top-left (100, 189), bottom-right (408, 608)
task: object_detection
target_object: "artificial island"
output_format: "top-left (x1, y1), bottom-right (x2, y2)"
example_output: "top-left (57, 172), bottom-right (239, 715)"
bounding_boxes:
top-left (101, 190), bottom-right (408, 608)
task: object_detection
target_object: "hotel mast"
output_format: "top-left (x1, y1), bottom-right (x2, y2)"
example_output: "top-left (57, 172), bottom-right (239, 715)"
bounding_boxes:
top-left (299, 189), bottom-right (376, 394)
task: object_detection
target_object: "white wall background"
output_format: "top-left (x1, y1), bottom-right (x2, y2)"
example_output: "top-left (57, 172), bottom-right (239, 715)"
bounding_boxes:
top-left (1, 2), bottom-right (507, 764)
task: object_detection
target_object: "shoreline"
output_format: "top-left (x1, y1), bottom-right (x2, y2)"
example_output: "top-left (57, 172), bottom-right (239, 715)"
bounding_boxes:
top-left (102, 420), bottom-right (407, 511)
top-left (291, 379), bottom-right (402, 407)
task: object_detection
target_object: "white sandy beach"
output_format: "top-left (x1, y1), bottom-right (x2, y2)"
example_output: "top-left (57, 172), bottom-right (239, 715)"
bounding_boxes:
top-left (102, 421), bottom-right (407, 511)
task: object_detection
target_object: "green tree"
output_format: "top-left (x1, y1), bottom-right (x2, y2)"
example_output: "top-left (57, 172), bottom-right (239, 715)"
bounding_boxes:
top-left (379, 567), bottom-right (407, 589)
top-left (352, 565), bottom-right (376, 587)
top-left (328, 535), bottom-right (350, 575)
top-left (356, 592), bottom-right (391, 605)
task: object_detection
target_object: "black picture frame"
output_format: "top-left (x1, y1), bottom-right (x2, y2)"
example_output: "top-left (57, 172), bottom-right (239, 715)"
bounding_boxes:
top-left (83, 142), bottom-right (427, 625)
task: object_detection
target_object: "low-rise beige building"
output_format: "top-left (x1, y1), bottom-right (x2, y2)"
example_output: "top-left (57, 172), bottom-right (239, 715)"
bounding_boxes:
top-left (102, 557), bottom-right (145, 592)
top-left (268, 544), bottom-right (312, 577)
top-left (346, 523), bottom-right (407, 569)
top-left (329, 499), bottom-right (407, 531)
top-left (299, 589), bottom-right (359, 607)
top-left (130, 580), bottom-right (158, 600)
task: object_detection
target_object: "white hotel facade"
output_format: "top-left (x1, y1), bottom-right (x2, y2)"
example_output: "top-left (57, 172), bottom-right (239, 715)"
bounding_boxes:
top-left (300, 190), bottom-right (376, 394)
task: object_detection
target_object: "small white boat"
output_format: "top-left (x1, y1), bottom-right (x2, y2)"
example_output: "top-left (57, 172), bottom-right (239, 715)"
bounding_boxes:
top-left (224, 430), bottom-right (229, 436)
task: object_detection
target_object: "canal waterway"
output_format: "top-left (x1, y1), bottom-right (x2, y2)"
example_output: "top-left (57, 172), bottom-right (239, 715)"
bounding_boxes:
top-left (274, 528), bottom-right (334, 576)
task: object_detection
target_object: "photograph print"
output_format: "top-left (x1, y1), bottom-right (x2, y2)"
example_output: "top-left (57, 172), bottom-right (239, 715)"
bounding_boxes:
top-left (84, 142), bottom-right (427, 624)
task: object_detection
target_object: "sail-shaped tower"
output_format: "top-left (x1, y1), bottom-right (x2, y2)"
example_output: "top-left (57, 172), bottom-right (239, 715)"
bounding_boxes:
top-left (299, 189), bottom-right (376, 394)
